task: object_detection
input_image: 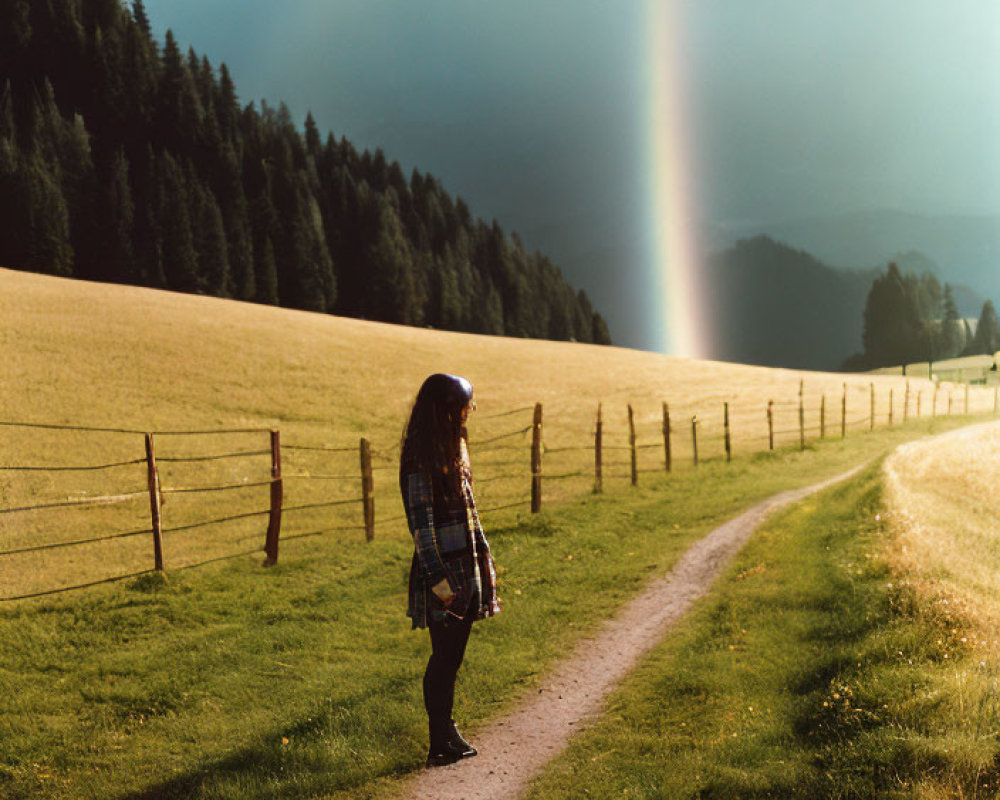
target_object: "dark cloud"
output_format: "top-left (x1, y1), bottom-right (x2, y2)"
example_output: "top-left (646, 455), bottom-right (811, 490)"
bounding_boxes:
top-left (142, 0), bottom-right (1000, 351)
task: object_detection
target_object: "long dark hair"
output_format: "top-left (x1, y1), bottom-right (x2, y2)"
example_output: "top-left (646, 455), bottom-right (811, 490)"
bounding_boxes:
top-left (399, 373), bottom-right (473, 502)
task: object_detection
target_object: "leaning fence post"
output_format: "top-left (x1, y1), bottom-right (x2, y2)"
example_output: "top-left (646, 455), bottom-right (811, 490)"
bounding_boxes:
top-left (359, 437), bottom-right (374, 542)
top-left (662, 401), bottom-right (672, 474)
top-left (870, 383), bottom-right (875, 431)
top-left (144, 433), bottom-right (164, 572)
top-left (841, 383), bottom-right (847, 439)
top-left (723, 402), bottom-right (731, 462)
top-left (691, 416), bottom-right (699, 467)
top-left (888, 388), bottom-right (894, 426)
top-left (531, 403), bottom-right (542, 513)
top-left (820, 395), bottom-right (826, 439)
top-left (628, 404), bottom-right (638, 486)
top-left (264, 429), bottom-right (283, 564)
top-left (767, 400), bottom-right (774, 450)
top-left (594, 402), bottom-right (603, 494)
top-left (798, 380), bottom-right (805, 450)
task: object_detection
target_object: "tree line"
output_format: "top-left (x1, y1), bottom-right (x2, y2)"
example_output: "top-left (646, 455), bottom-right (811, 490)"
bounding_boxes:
top-left (0, 0), bottom-right (612, 345)
top-left (843, 261), bottom-right (998, 370)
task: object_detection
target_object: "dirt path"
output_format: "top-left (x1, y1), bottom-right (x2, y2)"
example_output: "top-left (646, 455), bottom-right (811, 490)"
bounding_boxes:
top-left (396, 464), bottom-right (867, 800)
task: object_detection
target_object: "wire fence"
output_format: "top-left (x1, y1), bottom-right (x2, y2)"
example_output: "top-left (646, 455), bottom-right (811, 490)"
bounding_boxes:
top-left (2, 377), bottom-right (997, 601)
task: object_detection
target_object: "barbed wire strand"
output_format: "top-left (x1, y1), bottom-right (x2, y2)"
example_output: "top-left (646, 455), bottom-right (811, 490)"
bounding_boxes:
top-left (0, 458), bottom-right (146, 472)
top-left (161, 508), bottom-right (271, 535)
top-left (479, 406), bottom-right (534, 420)
top-left (155, 450), bottom-right (270, 463)
top-left (282, 498), bottom-right (363, 513)
top-left (1, 492), bottom-right (146, 515)
top-left (0, 570), bottom-right (154, 602)
top-left (160, 480), bottom-right (273, 495)
top-left (0, 526), bottom-right (150, 556)
top-left (282, 525), bottom-right (365, 543)
top-left (283, 444), bottom-right (356, 453)
top-left (471, 426), bottom-right (533, 446)
top-left (0, 420), bottom-right (145, 435)
top-left (283, 473), bottom-right (356, 482)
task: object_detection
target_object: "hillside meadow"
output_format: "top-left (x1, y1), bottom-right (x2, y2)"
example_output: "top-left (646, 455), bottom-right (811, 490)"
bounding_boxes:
top-left (0, 267), bottom-right (996, 799)
top-left (523, 425), bottom-right (1000, 800)
top-left (3, 265), bottom-right (986, 599)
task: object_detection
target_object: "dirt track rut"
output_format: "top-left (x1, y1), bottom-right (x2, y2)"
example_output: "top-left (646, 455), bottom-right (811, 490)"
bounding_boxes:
top-left (397, 463), bottom-right (866, 800)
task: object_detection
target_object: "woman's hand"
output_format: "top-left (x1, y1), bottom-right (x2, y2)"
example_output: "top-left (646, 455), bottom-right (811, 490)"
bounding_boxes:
top-left (431, 578), bottom-right (456, 608)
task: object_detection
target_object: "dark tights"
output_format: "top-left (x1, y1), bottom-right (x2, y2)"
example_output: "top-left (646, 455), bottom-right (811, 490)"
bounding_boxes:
top-left (423, 613), bottom-right (473, 745)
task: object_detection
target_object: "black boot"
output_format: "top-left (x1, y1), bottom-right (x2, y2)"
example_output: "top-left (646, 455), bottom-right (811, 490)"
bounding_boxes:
top-left (447, 719), bottom-right (477, 758)
top-left (426, 719), bottom-right (466, 768)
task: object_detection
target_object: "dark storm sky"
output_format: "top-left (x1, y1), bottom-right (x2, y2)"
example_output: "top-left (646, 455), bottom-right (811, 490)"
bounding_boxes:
top-left (141, 0), bottom-right (1000, 351)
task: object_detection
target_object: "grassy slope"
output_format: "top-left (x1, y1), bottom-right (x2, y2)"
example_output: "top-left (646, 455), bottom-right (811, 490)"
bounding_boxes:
top-left (0, 420), bottom-right (981, 800)
top-left (0, 268), bottom-right (995, 799)
top-left (3, 265), bottom-right (974, 598)
top-left (525, 426), bottom-right (1000, 800)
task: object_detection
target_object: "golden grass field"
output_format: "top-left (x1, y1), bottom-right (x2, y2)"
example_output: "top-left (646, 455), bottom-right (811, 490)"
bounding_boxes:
top-left (884, 420), bottom-right (1000, 639)
top-left (1, 266), bottom-right (993, 599)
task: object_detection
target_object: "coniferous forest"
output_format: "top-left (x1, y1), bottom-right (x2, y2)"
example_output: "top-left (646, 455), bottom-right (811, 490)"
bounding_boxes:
top-left (0, 0), bottom-right (612, 345)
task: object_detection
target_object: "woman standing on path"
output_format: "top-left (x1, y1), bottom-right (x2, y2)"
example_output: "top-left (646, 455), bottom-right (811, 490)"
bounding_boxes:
top-left (399, 373), bottom-right (501, 768)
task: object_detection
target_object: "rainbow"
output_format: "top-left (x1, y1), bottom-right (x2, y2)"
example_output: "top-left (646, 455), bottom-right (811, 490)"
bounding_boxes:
top-left (645, 0), bottom-right (708, 358)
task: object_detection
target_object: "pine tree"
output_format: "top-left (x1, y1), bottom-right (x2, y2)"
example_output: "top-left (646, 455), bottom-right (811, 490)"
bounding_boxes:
top-left (862, 262), bottom-right (923, 367)
top-left (102, 147), bottom-right (135, 282)
top-left (131, 0), bottom-right (152, 40)
top-left (158, 152), bottom-right (200, 291)
top-left (973, 300), bottom-right (999, 355)
top-left (940, 283), bottom-right (962, 358)
top-left (365, 195), bottom-right (416, 323)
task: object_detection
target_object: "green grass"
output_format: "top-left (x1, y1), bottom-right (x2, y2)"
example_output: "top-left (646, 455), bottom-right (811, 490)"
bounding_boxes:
top-left (524, 435), bottom-right (1000, 800)
top-left (0, 416), bottom-right (986, 800)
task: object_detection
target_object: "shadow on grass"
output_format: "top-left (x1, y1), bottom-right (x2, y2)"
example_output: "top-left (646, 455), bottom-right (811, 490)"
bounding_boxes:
top-left (116, 674), bottom-right (423, 800)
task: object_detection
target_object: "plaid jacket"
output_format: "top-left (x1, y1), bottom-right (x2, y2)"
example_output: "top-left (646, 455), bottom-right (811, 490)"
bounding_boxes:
top-left (401, 468), bottom-right (500, 630)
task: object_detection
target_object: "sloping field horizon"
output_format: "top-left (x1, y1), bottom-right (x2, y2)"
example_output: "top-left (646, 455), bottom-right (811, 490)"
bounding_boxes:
top-left (0, 266), bottom-right (982, 598)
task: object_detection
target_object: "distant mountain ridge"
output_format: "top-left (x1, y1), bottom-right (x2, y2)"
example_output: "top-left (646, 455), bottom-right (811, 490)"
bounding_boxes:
top-left (713, 209), bottom-right (1000, 302)
top-left (705, 235), bottom-right (985, 371)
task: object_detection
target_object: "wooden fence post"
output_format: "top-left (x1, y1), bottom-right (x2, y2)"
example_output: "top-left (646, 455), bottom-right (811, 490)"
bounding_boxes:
top-left (948, 390), bottom-right (953, 415)
top-left (531, 403), bottom-right (542, 513)
top-left (904, 381), bottom-right (910, 422)
top-left (917, 390), bottom-right (922, 418)
top-left (870, 383), bottom-right (875, 431)
top-left (888, 388), bottom-right (894, 426)
top-left (627, 403), bottom-right (638, 487)
top-left (723, 402), bottom-right (731, 462)
top-left (767, 400), bottom-right (774, 450)
top-left (359, 437), bottom-right (374, 542)
top-left (691, 416), bottom-right (699, 467)
top-left (820, 395), bottom-right (826, 439)
top-left (841, 383), bottom-right (847, 439)
top-left (594, 403), bottom-right (603, 493)
top-left (662, 401), bottom-right (672, 474)
top-left (264, 429), bottom-right (283, 564)
top-left (144, 433), bottom-right (164, 572)
top-left (798, 380), bottom-right (805, 450)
